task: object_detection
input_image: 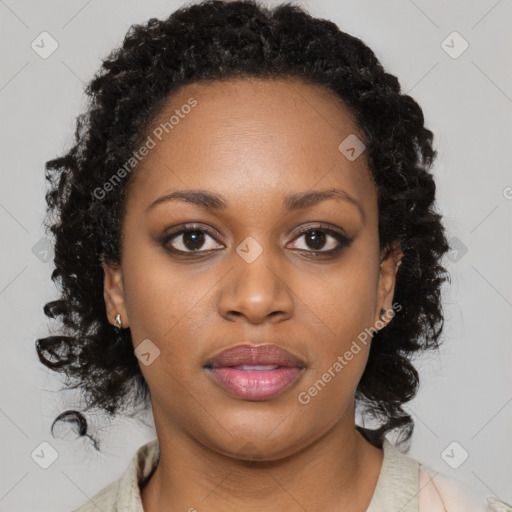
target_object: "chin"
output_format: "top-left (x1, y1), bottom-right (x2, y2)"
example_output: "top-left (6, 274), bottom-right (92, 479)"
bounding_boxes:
top-left (197, 417), bottom-right (307, 462)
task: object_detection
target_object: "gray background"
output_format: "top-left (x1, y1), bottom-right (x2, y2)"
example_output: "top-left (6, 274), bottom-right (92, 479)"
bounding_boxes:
top-left (1, 0), bottom-right (511, 510)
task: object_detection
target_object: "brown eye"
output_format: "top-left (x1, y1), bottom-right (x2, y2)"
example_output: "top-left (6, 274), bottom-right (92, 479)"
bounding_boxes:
top-left (161, 225), bottom-right (224, 254)
top-left (289, 226), bottom-right (352, 254)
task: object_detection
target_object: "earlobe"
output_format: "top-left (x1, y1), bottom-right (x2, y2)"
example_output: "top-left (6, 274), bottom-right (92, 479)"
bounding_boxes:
top-left (101, 258), bottom-right (129, 328)
top-left (375, 242), bottom-right (403, 327)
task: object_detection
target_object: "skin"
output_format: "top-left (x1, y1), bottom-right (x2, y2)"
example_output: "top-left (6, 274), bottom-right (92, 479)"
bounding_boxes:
top-left (102, 77), bottom-right (403, 511)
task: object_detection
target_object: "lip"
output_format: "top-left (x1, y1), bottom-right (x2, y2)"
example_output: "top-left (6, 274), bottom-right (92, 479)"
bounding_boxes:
top-left (205, 343), bottom-right (306, 368)
top-left (204, 343), bottom-right (306, 400)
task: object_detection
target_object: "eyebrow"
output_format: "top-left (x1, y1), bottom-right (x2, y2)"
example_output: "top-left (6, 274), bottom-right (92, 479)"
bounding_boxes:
top-left (146, 187), bottom-right (365, 221)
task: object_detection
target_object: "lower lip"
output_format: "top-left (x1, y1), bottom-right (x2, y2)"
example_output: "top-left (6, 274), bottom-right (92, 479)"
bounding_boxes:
top-left (206, 367), bottom-right (303, 400)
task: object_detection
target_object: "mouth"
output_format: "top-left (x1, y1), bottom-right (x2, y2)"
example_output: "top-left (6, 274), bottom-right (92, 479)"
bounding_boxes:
top-left (204, 343), bottom-right (306, 401)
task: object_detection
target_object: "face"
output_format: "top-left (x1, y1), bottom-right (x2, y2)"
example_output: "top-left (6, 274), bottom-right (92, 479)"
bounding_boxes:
top-left (102, 77), bottom-right (402, 460)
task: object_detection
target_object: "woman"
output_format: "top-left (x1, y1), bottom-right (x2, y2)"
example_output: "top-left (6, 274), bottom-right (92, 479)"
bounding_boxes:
top-left (35, 0), bottom-right (510, 510)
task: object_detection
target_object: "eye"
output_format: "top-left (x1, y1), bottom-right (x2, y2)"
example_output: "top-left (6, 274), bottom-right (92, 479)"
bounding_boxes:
top-left (288, 225), bottom-right (352, 254)
top-left (161, 224), bottom-right (224, 254)
top-left (161, 223), bottom-right (352, 256)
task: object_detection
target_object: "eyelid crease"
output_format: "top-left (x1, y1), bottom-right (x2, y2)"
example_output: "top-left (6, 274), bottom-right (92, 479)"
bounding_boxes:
top-left (160, 222), bottom-right (352, 255)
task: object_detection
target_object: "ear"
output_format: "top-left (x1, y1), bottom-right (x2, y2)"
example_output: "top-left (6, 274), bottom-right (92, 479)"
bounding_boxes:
top-left (375, 241), bottom-right (403, 326)
top-left (101, 257), bottom-right (130, 328)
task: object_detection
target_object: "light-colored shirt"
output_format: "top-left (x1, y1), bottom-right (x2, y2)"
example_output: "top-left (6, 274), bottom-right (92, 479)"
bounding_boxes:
top-left (71, 438), bottom-right (511, 511)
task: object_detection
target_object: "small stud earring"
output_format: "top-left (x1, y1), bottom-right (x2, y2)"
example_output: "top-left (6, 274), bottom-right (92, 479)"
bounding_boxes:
top-left (379, 308), bottom-right (387, 322)
top-left (114, 313), bottom-right (122, 330)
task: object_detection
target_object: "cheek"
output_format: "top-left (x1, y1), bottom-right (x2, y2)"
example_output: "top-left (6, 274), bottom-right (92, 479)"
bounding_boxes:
top-left (296, 319), bottom-right (372, 418)
top-left (292, 253), bottom-right (378, 402)
top-left (296, 255), bottom-right (378, 347)
top-left (121, 240), bottom-right (193, 340)
top-left (120, 243), bottom-right (217, 377)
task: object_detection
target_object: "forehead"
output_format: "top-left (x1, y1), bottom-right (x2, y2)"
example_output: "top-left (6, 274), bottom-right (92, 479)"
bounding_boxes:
top-left (126, 77), bottom-right (376, 214)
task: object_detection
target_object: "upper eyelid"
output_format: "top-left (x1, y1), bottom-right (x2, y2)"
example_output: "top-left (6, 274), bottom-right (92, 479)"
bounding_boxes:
top-left (165, 223), bottom-right (345, 239)
top-left (164, 223), bottom-right (348, 249)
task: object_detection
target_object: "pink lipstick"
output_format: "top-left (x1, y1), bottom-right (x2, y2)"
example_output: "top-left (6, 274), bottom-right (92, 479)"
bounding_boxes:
top-left (204, 343), bottom-right (305, 400)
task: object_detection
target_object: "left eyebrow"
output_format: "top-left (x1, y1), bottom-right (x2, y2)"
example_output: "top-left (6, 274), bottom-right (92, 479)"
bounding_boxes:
top-left (145, 187), bottom-right (365, 222)
top-left (284, 188), bottom-right (364, 222)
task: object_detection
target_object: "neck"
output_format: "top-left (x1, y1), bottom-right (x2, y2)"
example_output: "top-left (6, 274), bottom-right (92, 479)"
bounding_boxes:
top-left (141, 404), bottom-right (383, 512)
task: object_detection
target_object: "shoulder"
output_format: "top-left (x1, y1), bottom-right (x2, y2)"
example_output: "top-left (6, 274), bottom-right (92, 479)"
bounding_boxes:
top-left (70, 438), bottom-right (159, 512)
top-left (70, 480), bottom-right (119, 512)
top-left (418, 464), bottom-right (512, 512)
top-left (374, 438), bottom-right (511, 512)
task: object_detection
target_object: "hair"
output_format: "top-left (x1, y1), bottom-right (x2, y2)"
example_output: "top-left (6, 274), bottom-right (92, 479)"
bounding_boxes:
top-left (36, 0), bottom-right (450, 451)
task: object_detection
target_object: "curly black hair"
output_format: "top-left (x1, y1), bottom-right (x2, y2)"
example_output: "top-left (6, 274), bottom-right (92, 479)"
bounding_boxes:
top-left (36, 0), bottom-right (451, 451)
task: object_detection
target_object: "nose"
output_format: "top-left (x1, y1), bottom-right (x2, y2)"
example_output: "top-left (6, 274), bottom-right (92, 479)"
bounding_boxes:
top-left (217, 245), bottom-right (294, 324)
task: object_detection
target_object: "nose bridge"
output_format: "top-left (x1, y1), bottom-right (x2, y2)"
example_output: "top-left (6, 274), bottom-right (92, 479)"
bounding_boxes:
top-left (218, 234), bottom-right (293, 322)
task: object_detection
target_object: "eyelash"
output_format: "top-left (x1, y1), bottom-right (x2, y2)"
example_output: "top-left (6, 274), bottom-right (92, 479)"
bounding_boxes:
top-left (160, 223), bottom-right (352, 257)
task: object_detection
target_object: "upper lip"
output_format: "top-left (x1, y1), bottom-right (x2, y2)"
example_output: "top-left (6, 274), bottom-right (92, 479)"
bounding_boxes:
top-left (205, 343), bottom-right (306, 368)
